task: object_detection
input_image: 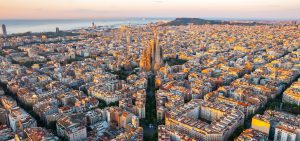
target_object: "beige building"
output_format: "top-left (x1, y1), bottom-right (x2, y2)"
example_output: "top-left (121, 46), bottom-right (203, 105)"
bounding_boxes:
top-left (56, 113), bottom-right (87, 141)
top-left (164, 99), bottom-right (244, 141)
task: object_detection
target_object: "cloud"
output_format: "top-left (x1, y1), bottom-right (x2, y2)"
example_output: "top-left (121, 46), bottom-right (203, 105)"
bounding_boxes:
top-left (33, 8), bottom-right (45, 11)
top-left (29, 8), bottom-right (112, 15)
top-left (268, 5), bottom-right (280, 8)
top-left (65, 9), bottom-right (110, 13)
top-left (153, 0), bottom-right (165, 3)
top-left (268, 5), bottom-right (280, 7)
top-left (294, 8), bottom-right (300, 11)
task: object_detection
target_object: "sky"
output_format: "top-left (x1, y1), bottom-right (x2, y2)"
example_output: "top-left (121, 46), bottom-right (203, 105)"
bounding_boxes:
top-left (0, 0), bottom-right (299, 20)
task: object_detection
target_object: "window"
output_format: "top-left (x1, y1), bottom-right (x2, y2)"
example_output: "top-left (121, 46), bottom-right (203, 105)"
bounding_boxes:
top-left (276, 131), bottom-right (281, 141)
top-left (287, 134), bottom-right (292, 141)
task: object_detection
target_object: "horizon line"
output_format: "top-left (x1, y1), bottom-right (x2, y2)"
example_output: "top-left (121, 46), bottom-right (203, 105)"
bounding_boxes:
top-left (0, 17), bottom-right (299, 21)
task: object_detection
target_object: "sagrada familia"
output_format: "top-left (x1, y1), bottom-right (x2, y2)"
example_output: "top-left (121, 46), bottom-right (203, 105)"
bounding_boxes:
top-left (140, 27), bottom-right (163, 73)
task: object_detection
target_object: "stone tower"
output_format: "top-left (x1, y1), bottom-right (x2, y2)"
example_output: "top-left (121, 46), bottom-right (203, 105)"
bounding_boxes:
top-left (140, 26), bottom-right (163, 73)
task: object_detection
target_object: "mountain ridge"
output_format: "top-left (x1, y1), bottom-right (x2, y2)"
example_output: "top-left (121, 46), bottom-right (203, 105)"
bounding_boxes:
top-left (162, 18), bottom-right (263, 26)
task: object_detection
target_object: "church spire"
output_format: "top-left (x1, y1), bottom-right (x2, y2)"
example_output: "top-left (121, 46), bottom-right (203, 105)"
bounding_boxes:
top-left (140, 26), bottom-right (164, 73)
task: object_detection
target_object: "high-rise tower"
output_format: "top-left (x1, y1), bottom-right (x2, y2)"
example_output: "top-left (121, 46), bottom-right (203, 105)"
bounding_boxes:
top-left (1, 24), bottom-right (7, 36)
top-left (153, 27), bottom-right (163, 72)
top-left (56, 27), bottom-right (60, 34)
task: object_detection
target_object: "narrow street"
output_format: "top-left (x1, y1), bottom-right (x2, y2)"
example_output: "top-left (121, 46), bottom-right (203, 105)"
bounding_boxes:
top-left (0, 82), bottom-right (58, 135)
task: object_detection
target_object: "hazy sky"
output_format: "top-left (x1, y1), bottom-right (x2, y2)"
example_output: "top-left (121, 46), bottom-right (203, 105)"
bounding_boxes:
top-left (0, 0), bottom-right (299, 19)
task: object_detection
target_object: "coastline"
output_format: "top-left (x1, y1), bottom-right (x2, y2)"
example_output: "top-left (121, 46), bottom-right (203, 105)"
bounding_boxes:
top-left (0, 18), bottom-right (173, 34)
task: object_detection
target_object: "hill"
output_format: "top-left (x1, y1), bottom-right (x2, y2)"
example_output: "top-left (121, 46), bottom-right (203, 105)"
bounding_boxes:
top-left (162, 18), bottom-right (262, 26)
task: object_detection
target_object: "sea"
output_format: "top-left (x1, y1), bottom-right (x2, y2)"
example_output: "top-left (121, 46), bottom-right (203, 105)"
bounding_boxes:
top-left (0, 18), bottom-right (173, 34)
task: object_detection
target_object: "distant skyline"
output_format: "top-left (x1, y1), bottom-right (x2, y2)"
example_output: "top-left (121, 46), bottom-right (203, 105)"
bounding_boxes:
top-left (0, 0), bottom-right (300, 20)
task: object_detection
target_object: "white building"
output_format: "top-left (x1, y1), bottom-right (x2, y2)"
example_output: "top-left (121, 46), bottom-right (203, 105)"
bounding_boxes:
top-left (274, 123), bottom-right (299, 141)
top-left (8, 107), bottom-right (37, 132)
